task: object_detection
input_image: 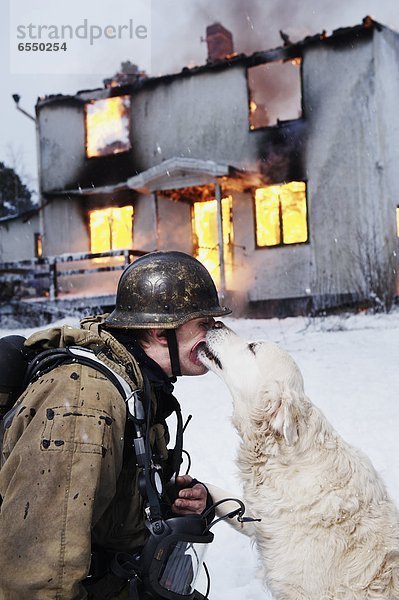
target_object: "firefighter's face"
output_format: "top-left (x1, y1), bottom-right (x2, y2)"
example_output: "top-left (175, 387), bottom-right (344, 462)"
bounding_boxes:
top-left (175, 316), bottom-right (215, 376)
top-left (143, 317), bottom-right (215, 377)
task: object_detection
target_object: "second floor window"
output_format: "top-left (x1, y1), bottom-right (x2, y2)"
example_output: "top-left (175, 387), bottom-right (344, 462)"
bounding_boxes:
top-left (85, 95), bottom-right (131, 158)
top-left (248, 59), bottom-right (302, 130)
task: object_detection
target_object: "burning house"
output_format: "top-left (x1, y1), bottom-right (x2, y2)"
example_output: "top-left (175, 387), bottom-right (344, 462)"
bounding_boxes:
top-left (2, 17), bottom-right (399, 316)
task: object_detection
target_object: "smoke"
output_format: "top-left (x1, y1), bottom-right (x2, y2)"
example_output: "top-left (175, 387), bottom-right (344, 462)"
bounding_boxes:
top-left (194, 0), bottom-right (310, 55)
top-left (151, 0), bottom-right (398, 75)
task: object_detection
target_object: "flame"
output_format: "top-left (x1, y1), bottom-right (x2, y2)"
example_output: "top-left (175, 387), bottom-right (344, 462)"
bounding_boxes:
top-left (255, 181), bottom-right (307, 246)
top-left (35, 233), bottom-right (43, 258)
top-left (249, 99), bottom-right (263, 130)
top-left (89, 206), bottom-right (133, 253)
top-left (86, 95), bottom-right (131, 158)
top-left (192, 195), bottom-right (233, 285)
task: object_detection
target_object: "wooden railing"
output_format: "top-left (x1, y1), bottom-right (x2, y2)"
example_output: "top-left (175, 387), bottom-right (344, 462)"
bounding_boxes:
top-left (0, 248), bottom-right (147, 300)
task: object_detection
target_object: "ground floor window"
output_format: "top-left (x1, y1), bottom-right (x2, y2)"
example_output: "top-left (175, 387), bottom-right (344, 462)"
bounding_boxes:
top-left (192, 195), bottom-right (233, 284)
top-left (89, 205), bottom-right (133, 253)
top-left (254, 181), bottom-right (308, 247)
top-left (34, 233), bottom-right (43, 258)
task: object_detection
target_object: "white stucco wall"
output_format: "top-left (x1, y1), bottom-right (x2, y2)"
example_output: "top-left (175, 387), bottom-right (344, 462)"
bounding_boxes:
top-left (129, 66), bottom-right (256, 172)
top-left (0, 215), bottom-right (39, 262)
top-left (38, 66), bottom-right (264, 194)
top-left (229, 191), bottom-right (313, 302)
top-left (133, 194), bottom-right (157, 252)
top-left (39, 102), bottom-right (85, 193)
top-left (157, 195), bottom-right (193, 254)
top-left (373, 28), bottom-right (399, 296)
top-left (303, 27), bottom-right (399, 306)
top-left (42, 196), bottom-right (88, 256)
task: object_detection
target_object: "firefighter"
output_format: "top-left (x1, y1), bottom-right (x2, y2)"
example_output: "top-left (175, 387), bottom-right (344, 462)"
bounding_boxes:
top-left (0, 251), bottom-right (230, 600)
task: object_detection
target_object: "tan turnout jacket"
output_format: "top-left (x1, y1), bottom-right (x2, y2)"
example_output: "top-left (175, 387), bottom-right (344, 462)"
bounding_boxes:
top-left (0, 316), bottom-right (169, 600)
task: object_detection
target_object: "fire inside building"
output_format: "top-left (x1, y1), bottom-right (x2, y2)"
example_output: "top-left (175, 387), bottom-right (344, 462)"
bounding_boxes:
top-left (1, 17), bottom-right (398, 317)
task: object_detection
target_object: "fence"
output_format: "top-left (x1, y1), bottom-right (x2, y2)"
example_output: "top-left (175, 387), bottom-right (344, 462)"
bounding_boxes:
top-left (0, 248), bottom-right (147, 301)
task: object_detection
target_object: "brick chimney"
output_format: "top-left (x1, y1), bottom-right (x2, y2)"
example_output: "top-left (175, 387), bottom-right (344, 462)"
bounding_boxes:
top-left (206, 22), bottom-right (234, 62)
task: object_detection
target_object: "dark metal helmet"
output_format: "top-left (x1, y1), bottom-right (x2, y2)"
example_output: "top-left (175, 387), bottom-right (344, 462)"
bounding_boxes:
top-left (104, 251), bottom-right (231, 329)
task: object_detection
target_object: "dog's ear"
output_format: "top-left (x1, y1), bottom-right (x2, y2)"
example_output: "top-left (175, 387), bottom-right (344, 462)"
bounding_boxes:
top-left (254, 382), bottom-right (299, 446)
top-left (270, 390), bottom-right (299, 446)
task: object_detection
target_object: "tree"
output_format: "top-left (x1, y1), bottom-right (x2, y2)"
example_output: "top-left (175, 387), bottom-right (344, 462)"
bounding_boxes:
top-left (0, 161), bottom-right (34, 219)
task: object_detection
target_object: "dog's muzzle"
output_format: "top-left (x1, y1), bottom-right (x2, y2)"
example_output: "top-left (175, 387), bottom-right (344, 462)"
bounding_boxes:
top-left (197, 341), bottom-right (222, 370)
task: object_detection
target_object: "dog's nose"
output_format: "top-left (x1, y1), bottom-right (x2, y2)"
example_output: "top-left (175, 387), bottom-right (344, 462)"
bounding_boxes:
top-left (213, 321), bottom-right (225, 329)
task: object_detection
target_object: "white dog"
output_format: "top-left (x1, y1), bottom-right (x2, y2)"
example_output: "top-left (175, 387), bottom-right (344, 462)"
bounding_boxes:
top-left (199, 323), bottom-right (399, 600)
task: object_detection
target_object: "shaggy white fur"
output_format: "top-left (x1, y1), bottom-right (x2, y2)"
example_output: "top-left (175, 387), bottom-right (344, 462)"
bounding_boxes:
top-left (199, 323), bottom-right (399, 600)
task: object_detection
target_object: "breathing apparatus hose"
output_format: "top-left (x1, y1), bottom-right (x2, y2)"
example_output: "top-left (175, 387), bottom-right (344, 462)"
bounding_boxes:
top-left (131, 371), bottom-right (186, 534)
top-left (202, 498), bottom-right (261, 532)
top-left (117, 364), bottom-right (261, 600)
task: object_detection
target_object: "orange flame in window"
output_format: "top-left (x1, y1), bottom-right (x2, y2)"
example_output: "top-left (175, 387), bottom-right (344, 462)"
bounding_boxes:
top-left (255, 182), bottom-right (307, 246)
top-left (192, 195), bottom-right (233, 285)
top-left (86, 96), bottom-right (131, 158)
top-left (89, 206), bottom-right (133, 253)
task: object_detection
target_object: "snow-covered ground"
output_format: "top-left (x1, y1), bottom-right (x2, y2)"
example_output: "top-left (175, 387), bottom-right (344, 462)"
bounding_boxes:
top-left (1, 309), bottom-right (399, 599)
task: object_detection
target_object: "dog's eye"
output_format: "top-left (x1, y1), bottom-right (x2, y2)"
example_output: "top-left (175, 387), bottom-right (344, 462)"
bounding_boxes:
top-left (248, 342), bottom-right (258, 355)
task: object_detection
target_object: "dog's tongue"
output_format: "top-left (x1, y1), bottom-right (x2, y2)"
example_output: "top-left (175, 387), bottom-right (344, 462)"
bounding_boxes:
top-left (190, 340), bottom-right (206, 366)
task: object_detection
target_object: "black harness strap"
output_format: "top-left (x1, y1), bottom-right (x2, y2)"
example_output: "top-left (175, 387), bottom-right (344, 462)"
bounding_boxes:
top-left (141, 373), bottom-right (165, 531)
top-left (168, 395), bottom-right (184, 479)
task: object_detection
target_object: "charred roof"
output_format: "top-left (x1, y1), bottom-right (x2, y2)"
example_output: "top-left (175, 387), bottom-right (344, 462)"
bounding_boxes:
top-left (36, 16), bottom-right (384, 111)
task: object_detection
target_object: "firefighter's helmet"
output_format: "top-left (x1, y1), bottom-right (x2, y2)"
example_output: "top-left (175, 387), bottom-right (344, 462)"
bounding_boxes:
top-left (104, 251), bottom-right (230, 329)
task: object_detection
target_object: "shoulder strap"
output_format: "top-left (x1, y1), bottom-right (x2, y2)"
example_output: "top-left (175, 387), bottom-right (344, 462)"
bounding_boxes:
top-left (2, 344), bottom-right (183, 528)
top-left (3, 346), bottom-right (138, 432)
top-left (28, 346), bottom-right (135, 400)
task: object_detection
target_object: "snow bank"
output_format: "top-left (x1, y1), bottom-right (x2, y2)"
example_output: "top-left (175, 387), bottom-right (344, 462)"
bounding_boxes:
top-left (174, 310), bottom-right (399, 598)
top-left (1, 309), bottom-right (398, 599)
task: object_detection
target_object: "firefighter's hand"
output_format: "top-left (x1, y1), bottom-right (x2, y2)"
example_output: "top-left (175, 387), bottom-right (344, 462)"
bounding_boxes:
top-left (172, 475), bottom-right (208, 515)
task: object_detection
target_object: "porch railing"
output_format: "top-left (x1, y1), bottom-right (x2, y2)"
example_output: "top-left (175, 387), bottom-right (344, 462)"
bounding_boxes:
top-left (0, 248), bottom-right (147, 301)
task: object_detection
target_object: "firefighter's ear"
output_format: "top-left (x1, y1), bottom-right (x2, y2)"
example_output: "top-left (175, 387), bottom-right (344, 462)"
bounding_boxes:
top-left (145, 328), bottom-right (168, 347)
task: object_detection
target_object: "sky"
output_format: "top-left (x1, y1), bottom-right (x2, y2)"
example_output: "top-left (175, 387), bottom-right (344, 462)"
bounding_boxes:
top-left (2, 308), bottom-right (399, 598)
top-left (1, 0), bottom-right (399, 197)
